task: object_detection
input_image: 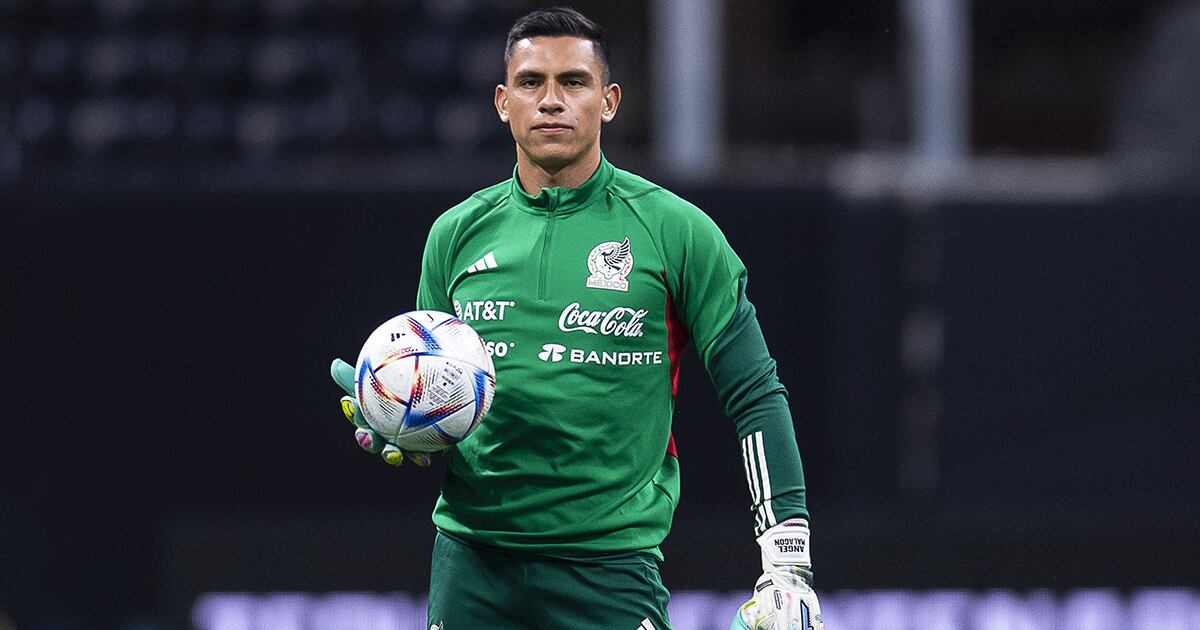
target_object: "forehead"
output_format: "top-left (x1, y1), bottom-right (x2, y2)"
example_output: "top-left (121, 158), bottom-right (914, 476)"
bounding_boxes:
top-left (506, 36), bottom-right (602, 77)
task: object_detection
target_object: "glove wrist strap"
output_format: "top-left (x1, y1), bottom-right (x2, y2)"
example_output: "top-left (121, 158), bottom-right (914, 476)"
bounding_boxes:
top-left (757, 518), bottom-right (812, 571)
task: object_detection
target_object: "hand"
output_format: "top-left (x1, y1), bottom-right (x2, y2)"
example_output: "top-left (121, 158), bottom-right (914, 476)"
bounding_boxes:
top-left (731, 567), bottom-right (823, 630)
top-left (330, 358), bottom-right (431, 467)
top-left (730, 519), bottom-right (824, 630)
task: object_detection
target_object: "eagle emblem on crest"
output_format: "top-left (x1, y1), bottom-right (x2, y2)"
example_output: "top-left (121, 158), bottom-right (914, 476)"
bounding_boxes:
top-left (586, 237), bottom-right (634, 292)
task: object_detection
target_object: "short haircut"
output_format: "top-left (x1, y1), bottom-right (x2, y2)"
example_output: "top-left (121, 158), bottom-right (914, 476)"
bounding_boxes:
top-left (504, 7), bottom-right (611, 83)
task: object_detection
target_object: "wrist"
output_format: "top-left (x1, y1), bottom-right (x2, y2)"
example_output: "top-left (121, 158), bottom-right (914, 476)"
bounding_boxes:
top-left (757, 518), bottom-right (811, 571)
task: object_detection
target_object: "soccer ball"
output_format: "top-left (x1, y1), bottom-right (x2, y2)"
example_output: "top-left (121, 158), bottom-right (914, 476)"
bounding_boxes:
top-left (354, 310), bottom-right (496, 452)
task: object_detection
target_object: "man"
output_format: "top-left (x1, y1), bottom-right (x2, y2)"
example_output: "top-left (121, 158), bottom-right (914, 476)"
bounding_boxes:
top-left (330, 8), bottom-right (824, 630)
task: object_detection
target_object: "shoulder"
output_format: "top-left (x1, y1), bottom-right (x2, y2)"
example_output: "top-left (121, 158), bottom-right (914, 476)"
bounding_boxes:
top-left (607, 165), bottom-right (716, 227)
top-left (607, 165), bottom-right (736, 265)
top-left (606, 167), bottom-right (730, 253)
top-left (427, 179), bottom-right (511, 237)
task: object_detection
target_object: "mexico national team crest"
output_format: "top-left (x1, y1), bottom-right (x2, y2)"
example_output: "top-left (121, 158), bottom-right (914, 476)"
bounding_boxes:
top-left (586, 237), bottom-right (633, 292)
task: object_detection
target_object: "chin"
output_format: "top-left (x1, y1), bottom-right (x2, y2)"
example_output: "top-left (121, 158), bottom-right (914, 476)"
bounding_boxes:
top-left (524, 145), bottom-right (585, 169)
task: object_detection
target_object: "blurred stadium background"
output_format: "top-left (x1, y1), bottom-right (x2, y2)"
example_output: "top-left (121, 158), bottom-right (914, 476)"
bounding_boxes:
top-left (3, 0), bottom-right (1199, 628)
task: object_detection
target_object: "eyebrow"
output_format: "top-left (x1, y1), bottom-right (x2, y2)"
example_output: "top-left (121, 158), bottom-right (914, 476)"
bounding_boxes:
top-left (512, 69), bottom-right (595, 82)
top-left (557, 70), bottom-right (593, 82)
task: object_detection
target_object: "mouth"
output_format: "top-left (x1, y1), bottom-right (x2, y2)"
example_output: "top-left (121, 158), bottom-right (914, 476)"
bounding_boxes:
top-left (532, 124), bottom-right (572, 134)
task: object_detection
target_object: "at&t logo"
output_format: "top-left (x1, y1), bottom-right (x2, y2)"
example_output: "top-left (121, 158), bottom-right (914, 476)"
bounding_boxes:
top-left (538, 343), bottom-right (567, 362)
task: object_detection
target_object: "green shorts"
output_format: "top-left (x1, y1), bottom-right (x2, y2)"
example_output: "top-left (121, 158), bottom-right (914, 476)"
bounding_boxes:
top-left (427, 531), bottom-right (673, 630)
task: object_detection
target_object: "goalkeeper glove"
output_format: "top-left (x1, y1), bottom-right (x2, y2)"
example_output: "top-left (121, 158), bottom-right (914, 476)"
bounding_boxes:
top-left (330, 358), bottom-right (431, 467)
top-left (730, 519), bottom-right (824, 630)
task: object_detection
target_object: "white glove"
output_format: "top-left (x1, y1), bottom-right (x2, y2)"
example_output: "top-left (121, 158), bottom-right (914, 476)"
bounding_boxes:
top-left (730, 519), bottom-right (824, 630)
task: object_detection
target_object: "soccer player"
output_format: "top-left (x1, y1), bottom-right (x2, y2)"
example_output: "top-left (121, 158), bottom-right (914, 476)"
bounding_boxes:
top-left (330, 7), bottom-right (824, 630)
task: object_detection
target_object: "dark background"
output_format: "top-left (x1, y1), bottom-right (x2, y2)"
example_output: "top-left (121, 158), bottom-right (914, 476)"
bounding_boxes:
top-left (3, 0), bottom-right (1200, 628)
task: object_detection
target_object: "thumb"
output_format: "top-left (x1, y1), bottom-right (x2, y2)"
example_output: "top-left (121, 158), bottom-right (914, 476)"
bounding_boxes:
top-left (330, 358), bottom-right (356, 396)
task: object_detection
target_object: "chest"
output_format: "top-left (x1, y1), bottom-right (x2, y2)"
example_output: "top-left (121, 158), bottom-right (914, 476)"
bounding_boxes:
top-left (446, 212), bottom-right (669, 343)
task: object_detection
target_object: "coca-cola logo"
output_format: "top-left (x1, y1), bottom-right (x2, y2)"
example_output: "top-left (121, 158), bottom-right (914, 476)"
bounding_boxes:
top-left (558, 302), bottom-right (648, 337)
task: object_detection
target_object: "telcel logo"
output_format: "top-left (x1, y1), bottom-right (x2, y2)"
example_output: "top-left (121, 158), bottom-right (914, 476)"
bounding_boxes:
top-left (538, 343), bottom-right (567, 362)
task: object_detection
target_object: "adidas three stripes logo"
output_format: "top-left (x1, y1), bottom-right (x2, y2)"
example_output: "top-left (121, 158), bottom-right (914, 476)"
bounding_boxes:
top-left (466, 251), bottom-right (498, 274)
top-left (742, 431), bottom-right (778, 534)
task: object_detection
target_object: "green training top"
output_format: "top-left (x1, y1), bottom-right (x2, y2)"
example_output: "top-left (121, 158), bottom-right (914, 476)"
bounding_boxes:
top-left (416, 155), bottom-right (808, 558)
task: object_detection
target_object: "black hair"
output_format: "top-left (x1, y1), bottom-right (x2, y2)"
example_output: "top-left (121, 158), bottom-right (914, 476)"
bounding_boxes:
top-left (504, 7), bottom-right (611, 83)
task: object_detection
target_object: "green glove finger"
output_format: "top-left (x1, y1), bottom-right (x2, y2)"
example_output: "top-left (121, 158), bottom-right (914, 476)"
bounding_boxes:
top-left (354, 427), bottom-right (385, 454)
top-left (339, 395), bottom-right (370, 429)
top-left (330, 358), bottom-right (355, 396)
top-left (380, 444), bottom-right (405, 466)
top-left (407, 450), bottom-right (432, 467)
top-left (378, 444), bottom-right (433, 467)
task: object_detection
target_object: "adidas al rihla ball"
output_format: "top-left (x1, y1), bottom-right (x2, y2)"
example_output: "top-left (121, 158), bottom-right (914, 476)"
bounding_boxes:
top-left (354, 310), bottom-right (496, 452)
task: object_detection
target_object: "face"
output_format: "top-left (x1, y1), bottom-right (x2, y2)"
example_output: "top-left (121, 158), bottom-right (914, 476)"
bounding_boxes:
top-left (496, 36), bottom-right (621, 172)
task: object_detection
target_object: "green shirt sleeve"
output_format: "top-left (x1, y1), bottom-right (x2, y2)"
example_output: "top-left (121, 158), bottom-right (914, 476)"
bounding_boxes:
top-left (704, 273), bottom-right (809, 535)
top-left (667, 203), bottom-right (809, 536)
top-left (415, 213), bottom-right (456, 313)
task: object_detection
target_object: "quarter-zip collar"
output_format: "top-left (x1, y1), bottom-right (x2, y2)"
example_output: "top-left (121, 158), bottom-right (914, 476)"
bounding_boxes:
top-left (509, 154), bottom-right (615, 216)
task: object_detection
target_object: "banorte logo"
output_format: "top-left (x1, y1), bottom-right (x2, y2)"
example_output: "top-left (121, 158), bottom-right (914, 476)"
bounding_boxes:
top-left (538, 343), bottom-right (567, 362)
top-left (558, 302), bottom-right (648, 337)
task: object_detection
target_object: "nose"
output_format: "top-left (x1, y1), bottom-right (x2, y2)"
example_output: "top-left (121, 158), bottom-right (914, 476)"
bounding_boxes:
top-left (538, 83), bottom-right (565, 114)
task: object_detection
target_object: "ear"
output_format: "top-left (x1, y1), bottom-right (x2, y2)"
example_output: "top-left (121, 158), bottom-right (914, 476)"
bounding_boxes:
top-left (601, 83), bottom-right (622, 123)
top-left (495, 84), bottom-right (509, 123)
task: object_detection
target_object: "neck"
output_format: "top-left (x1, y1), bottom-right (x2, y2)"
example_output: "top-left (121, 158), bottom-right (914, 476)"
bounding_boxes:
top-left (515, 145), bottom-right (602, 195)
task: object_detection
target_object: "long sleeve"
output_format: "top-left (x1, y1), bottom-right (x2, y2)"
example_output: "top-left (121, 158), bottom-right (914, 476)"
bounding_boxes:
top-left (657, 194), bottom-right (811, 536)
top-left (703, 272), bottom-right (809, 535)
top-left (700, 272), bottom-right (806, 532)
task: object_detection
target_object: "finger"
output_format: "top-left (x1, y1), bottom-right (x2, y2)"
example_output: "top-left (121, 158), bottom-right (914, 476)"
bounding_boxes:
top-left (407, 450), bottom-right (432, 467)
top-left (777, 589), bottom-right (821, 630)
top-left (381, 444), bottom-right (405, 466)
top-left (732, 599), bottom-right (767, 630)
top-left (354, 427), bottom-right (385, 454)
top-left (378, 444), bottom-right (432, 467)
top-left (792, 566), bottom-right (815, 588)
top-left (330, 358), bottom-right (356, 396)
top-left (339, 395), bottom-right (369, 428)
top-left (340, 395), bottom-right (356, 422)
